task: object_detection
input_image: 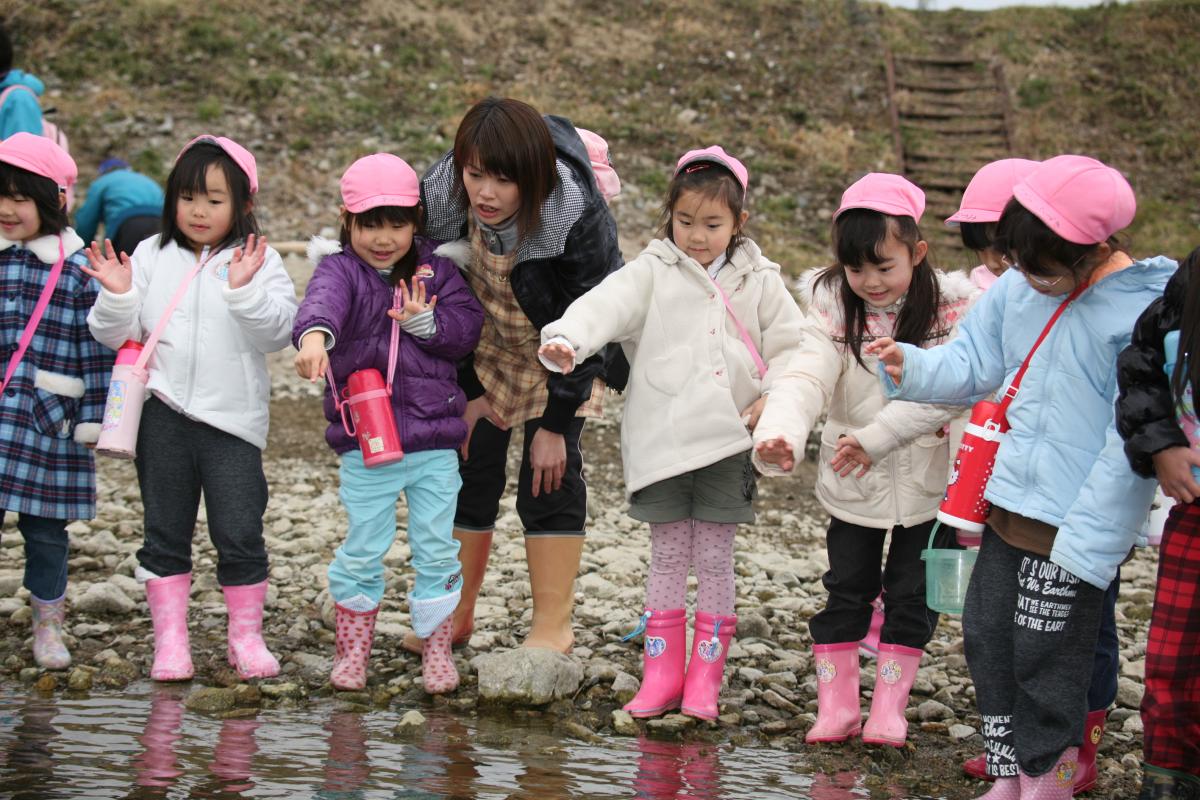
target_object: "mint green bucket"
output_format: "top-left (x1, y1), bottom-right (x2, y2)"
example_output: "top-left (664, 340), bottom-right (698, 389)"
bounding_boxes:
top-left (921, 522), bottom-right (978, 615)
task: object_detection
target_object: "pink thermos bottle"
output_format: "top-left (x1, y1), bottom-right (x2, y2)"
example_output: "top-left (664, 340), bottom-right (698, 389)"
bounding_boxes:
top-left (96, 340), bottom-right (149, 459)
top-left (340, 368), bottom-right (403, 467)
top-left (937, 399), bottom-right (1008, 533)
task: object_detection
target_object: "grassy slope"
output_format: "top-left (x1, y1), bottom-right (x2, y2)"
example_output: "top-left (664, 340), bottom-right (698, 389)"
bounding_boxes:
top-left (13, 0), bottom-right (1200, 273)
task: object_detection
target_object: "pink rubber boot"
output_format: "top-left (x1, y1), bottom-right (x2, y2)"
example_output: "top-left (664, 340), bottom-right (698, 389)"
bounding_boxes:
top-left (1019, 748), bottom-right (1080, 800)
top-left (30, 595), bottom-right (71, 670)
top-left (421, 616), bottom-right (460, 694)
top-left (977, 777), bottom-right (1021, 799)
top-left (222, 581), bottom-right (280, 679)
top-left (680, 611), bottom-right (736, 721)
top-left (331, 604), bottom-right (377, 691)
top-left (859, 594), bottom-right (885, 658)
top-left (622, 608), bottom-right (687, 718)
top-left (145, 573), bottom-right (194, 681)
top-left (862, 642), bottom-right (923, 746)
top-left (806, 642), bottom-right (862, 743)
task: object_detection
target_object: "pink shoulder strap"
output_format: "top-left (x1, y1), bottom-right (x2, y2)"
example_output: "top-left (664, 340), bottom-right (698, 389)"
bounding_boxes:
top-left (710, 276), bottom-right (767, 379)
top-left (133, 246), bottom-right (215, 371)
top-left (0, 238), bottom-right (67, 395)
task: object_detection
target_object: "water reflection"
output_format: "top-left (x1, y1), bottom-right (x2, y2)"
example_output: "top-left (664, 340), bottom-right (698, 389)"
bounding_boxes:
top-left (0, 685), bottom-right (940, 799)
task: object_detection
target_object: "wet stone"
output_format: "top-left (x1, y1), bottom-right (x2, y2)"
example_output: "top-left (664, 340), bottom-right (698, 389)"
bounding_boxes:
top-left (258, 682), bottom-right (305, 699)
top-left (563, 720), bottom-right (602, 743)
top-left (34, 674), bottom-right (57, 693)
top-left (96, 657), bottom-right (138, 688)
top-left (645, 713), bottom-right (697, 737)
top-left (67, 668), bottom-right (93, 692)
top-left (473, 648), bottom-right (583, 705)
top-left (611, 671), bottom-right (639, 704)
top-left (393, 709), bottom-right (427, 736)
top-left (611, 709), bottom-right (637, 736)
top-left (185, 687), bottom-right (239, 714)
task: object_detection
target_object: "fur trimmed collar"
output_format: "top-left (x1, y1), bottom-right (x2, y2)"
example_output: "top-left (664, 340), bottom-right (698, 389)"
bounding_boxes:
top-left (0, 229), bottom-right (85, 263)
top-left (306, 235), bottom-right (342, 265)
top-left (796, 266), bottom-right (979, 338)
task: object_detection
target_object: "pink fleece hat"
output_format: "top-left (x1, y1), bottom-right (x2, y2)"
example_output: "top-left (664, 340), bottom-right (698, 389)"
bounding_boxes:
top-left (946, 158), bottom-right (1041, 225)
top-left (836, 173), bottom-right (925, 223)
top-left (0, 132), bottom-right (77, 192)
top-left (675, 145), bottom-right (749, 197)
top-left (340, 154), bottom-right (420, 213)
top-left (576, 128), bottom-right (621, 203)
top-left (177, 135), bottom-right (258, 194)
top-left (1011, 155), bottom-right (1136, 244)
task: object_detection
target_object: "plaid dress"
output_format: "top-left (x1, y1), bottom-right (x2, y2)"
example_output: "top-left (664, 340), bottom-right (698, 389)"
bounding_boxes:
top-left (0, 233), bottom-right (112, 520)
top-left (466, 223), bottom-right (603, 426)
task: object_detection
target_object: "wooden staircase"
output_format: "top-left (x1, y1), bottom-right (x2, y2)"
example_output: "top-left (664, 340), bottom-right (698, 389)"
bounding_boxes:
top-left (884, 52), bottom-right (1016, 262)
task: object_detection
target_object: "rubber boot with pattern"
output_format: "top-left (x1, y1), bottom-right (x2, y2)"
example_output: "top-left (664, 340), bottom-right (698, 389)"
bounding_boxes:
top-left (1019, 748), bottom-right (1080, 800)
top-left (806, 642), bottom-right (862, 743)
top-left (976, 777), bottom-right (1021, 799)
top-left (680, 611), bottom-right (736, 721)
top-left (402, 529), bottom-right (492, 655)
top-left (223, 581), bottom-right (280, 679)
top-left (30, 595), bottom-right (71, 670)
top-left (421, 616), bottom-right (460, 694)
top-left (862, 642), bottom-right (923, 746)
top-left (622, 608), bottom-right (687, 718)
top-left (331, 604), bottom-right (378, 691)
top-left (145, 573), bottom-right (194, 682)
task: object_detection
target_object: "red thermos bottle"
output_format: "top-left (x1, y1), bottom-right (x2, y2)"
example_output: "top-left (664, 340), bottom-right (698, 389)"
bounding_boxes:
top-left (340, 368), bottom-right (404, 468)
top-left (937, 399), bottom-right (1008, 533)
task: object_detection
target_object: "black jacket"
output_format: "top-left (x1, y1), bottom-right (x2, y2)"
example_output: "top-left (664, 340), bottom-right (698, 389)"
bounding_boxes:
top-left (421, 115), bottom-right (628, 433)
top-left (1116, 262), bottom-right (1189, 478)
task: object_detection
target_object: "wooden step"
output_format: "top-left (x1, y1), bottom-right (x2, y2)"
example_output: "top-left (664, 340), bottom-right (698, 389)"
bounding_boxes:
top-left (895, 79), bottom-right (996, 93)
top-left (899, 118), bottom-right (1009, 136)
top-left (894, 55), bottom-right (984, 67)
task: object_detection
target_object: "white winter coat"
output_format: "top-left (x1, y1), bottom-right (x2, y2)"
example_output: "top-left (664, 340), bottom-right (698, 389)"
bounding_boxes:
top-left (541, 237), bottom-right (804, 496)
top-left (753, 268), bottom-right (979, 528)
top-left (87, 235), bottom-right (298, 449)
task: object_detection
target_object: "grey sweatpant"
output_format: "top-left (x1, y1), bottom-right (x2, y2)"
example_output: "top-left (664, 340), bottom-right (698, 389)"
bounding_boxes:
top-left (963, 526), bottom-right (1105, 778)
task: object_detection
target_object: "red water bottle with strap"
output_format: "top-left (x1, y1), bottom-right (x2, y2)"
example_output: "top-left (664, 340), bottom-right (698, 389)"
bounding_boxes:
top-left (937, 282), bottom-right (1087, 532)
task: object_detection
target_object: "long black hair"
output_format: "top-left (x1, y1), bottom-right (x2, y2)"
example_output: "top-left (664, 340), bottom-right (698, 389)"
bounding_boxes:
top-left (1171, 246), bottom-right (1200, 409)
top-left (815, 209), bottom-right (940, 368)
top-left (159, 141), bottom-right (258, 252)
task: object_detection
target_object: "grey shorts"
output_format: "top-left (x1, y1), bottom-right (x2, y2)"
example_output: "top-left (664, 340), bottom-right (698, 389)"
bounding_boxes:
top-left (628, 450), bottom-right (757, 524)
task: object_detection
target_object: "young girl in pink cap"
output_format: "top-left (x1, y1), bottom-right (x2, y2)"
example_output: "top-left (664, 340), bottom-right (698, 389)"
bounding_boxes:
top-left (870, 155), bottom-right (1174, 799)
top-left (293, 153), bottom-right (483, 694)
top-left (539, 146), bottom-right (805, 720)
top-left (84, 135), bottom-right (298, 682)
top-left (753, 172), bottom-right (977, 748)
top-left (950, 158), bottom-right (1121, 795)
top-left (0, 133), bottom-right (112, 670)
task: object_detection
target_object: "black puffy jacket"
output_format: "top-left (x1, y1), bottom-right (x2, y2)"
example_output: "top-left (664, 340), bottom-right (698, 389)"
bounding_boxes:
top-left (1116, 262), bottom-right (1189, 477)
top-left (421, 115), bottom-right (628, 434)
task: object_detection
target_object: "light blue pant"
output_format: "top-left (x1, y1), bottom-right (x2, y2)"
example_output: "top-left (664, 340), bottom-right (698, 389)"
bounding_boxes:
top-left (329, 449), bottom-right (462, 612)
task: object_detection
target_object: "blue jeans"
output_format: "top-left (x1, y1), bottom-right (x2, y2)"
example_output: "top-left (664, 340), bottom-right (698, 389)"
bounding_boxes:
top-left (1087, 569), bottom-right (1121, 711)
top-left (330, 449), bottom-right (462, 609)
top-left (1, 512), bottom-right (69, 601)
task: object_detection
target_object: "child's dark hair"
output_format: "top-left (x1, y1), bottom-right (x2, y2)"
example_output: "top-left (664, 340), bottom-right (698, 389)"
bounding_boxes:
top-left (451, 97), bottom-right (557, 243)
top-left (0, 24), bottom-right (12, 76)
top-left (339, 205), bottom-right (426, 286)
top-left (959, 221), bottom-right (996, 253)
top-left (159, 141), bottom-right (258, 252)
top-left (1170, 246), bottom-right (1200, 410)
top-left (0, 162), bottom-right (68, 236)
top-left (657, 163), bottom-right (746, 260)
top-left (993, 197), bottom-right (1124, 281)
top-left (816, 209), bottom-right (940, 368)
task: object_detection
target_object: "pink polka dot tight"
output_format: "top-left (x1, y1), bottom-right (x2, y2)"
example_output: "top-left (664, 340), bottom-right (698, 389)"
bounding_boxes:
top-left (645, 520), bottom-right (737, 617)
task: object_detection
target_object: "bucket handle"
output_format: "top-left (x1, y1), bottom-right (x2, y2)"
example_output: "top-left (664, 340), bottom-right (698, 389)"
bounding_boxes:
top-left (925, 520), bottom-right (943, 552)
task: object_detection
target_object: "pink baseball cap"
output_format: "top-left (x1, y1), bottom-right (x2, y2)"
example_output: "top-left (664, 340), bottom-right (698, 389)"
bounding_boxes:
top-left (340, 154), bottom-right (420, 213)
top-left (177, 135), bottom-right (258, 194)
top-left (675, 145), bottom-right (749, 197)
top-left (1011, 154), bottom-right (1136, 244)
top-left (576, 128), bottom-right (620, 203)
top-left (836, 173), bottom-right (925, 223)
top-left (946, 158), bottom-right (1040, 225)
top-left (0, 132), bottom-right (77, 192)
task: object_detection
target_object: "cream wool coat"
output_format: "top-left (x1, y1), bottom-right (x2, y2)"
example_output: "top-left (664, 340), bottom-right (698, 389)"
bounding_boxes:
top-left (753, 268), bottom-right (978, 528)
top-left (541, 237), bottom-right (804, 496)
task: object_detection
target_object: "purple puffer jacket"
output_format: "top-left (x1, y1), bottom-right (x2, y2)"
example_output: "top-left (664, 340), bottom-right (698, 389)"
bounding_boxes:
top-left (292, 236), bottom-right (484, 455)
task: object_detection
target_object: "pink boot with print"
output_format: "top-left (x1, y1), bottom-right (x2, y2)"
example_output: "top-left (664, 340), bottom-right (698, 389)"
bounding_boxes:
top-left (145, 573), bottom-right (194, 682)
top-left (976, 777), bottom-right (1021, 799)
top-left (222, 581), bottom-right (280, 680)
top-left (623, 608), bottom-right (687, 718)
top-left (1019, 748), bottom-right (1079, 800)
top-left (421, 616), bottom-right (460, 694)
top-left (681, 611), bottom-right (736, 721)
top-left (331, 604), bottom-right (377, 691)
top-left (30, 595), bottom-right (71, 670)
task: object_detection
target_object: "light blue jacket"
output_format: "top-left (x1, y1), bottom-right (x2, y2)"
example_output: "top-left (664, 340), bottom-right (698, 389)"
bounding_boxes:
top-left (74, 169), bottom-right (164, 245)
top-left (881, 257), bottom-right (1176, 590)
top-left (0, 69), bottom-right (45, 139)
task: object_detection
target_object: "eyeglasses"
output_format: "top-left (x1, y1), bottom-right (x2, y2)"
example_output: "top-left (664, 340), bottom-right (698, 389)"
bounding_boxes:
top-left (1005, 254), bottom-right (1080, 288)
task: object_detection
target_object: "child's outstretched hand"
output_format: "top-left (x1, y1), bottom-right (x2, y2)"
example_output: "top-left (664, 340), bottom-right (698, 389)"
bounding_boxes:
top-left (1151, 446), bottom-right (1200, 503)
top-left (832, 434), bottom-right (873, 478)
top-left (755, 436), bottom-right (795, 472)
top-left (294, 331), bottom-right (329, 383)
top-left (227, 234), bottom-right (268, 290)
top-left (387, 276), bottom-right (437, 322)
top-left (864, 336), bottom-right (905, 385)
top-left (538, 341), bottom-right (577, 375)
top-left (740, 396), bottom-right (766, 431)
top-left (81, 239), bottom-right (133, 294)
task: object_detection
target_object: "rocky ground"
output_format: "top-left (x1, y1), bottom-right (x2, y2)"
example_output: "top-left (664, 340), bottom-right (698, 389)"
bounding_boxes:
top-left (0, 255), bottom-right (1155, 800)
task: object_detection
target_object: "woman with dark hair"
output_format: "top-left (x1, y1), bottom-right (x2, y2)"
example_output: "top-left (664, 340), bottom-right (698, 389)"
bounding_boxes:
top-left (402, 97), bottom-right (625, 655)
